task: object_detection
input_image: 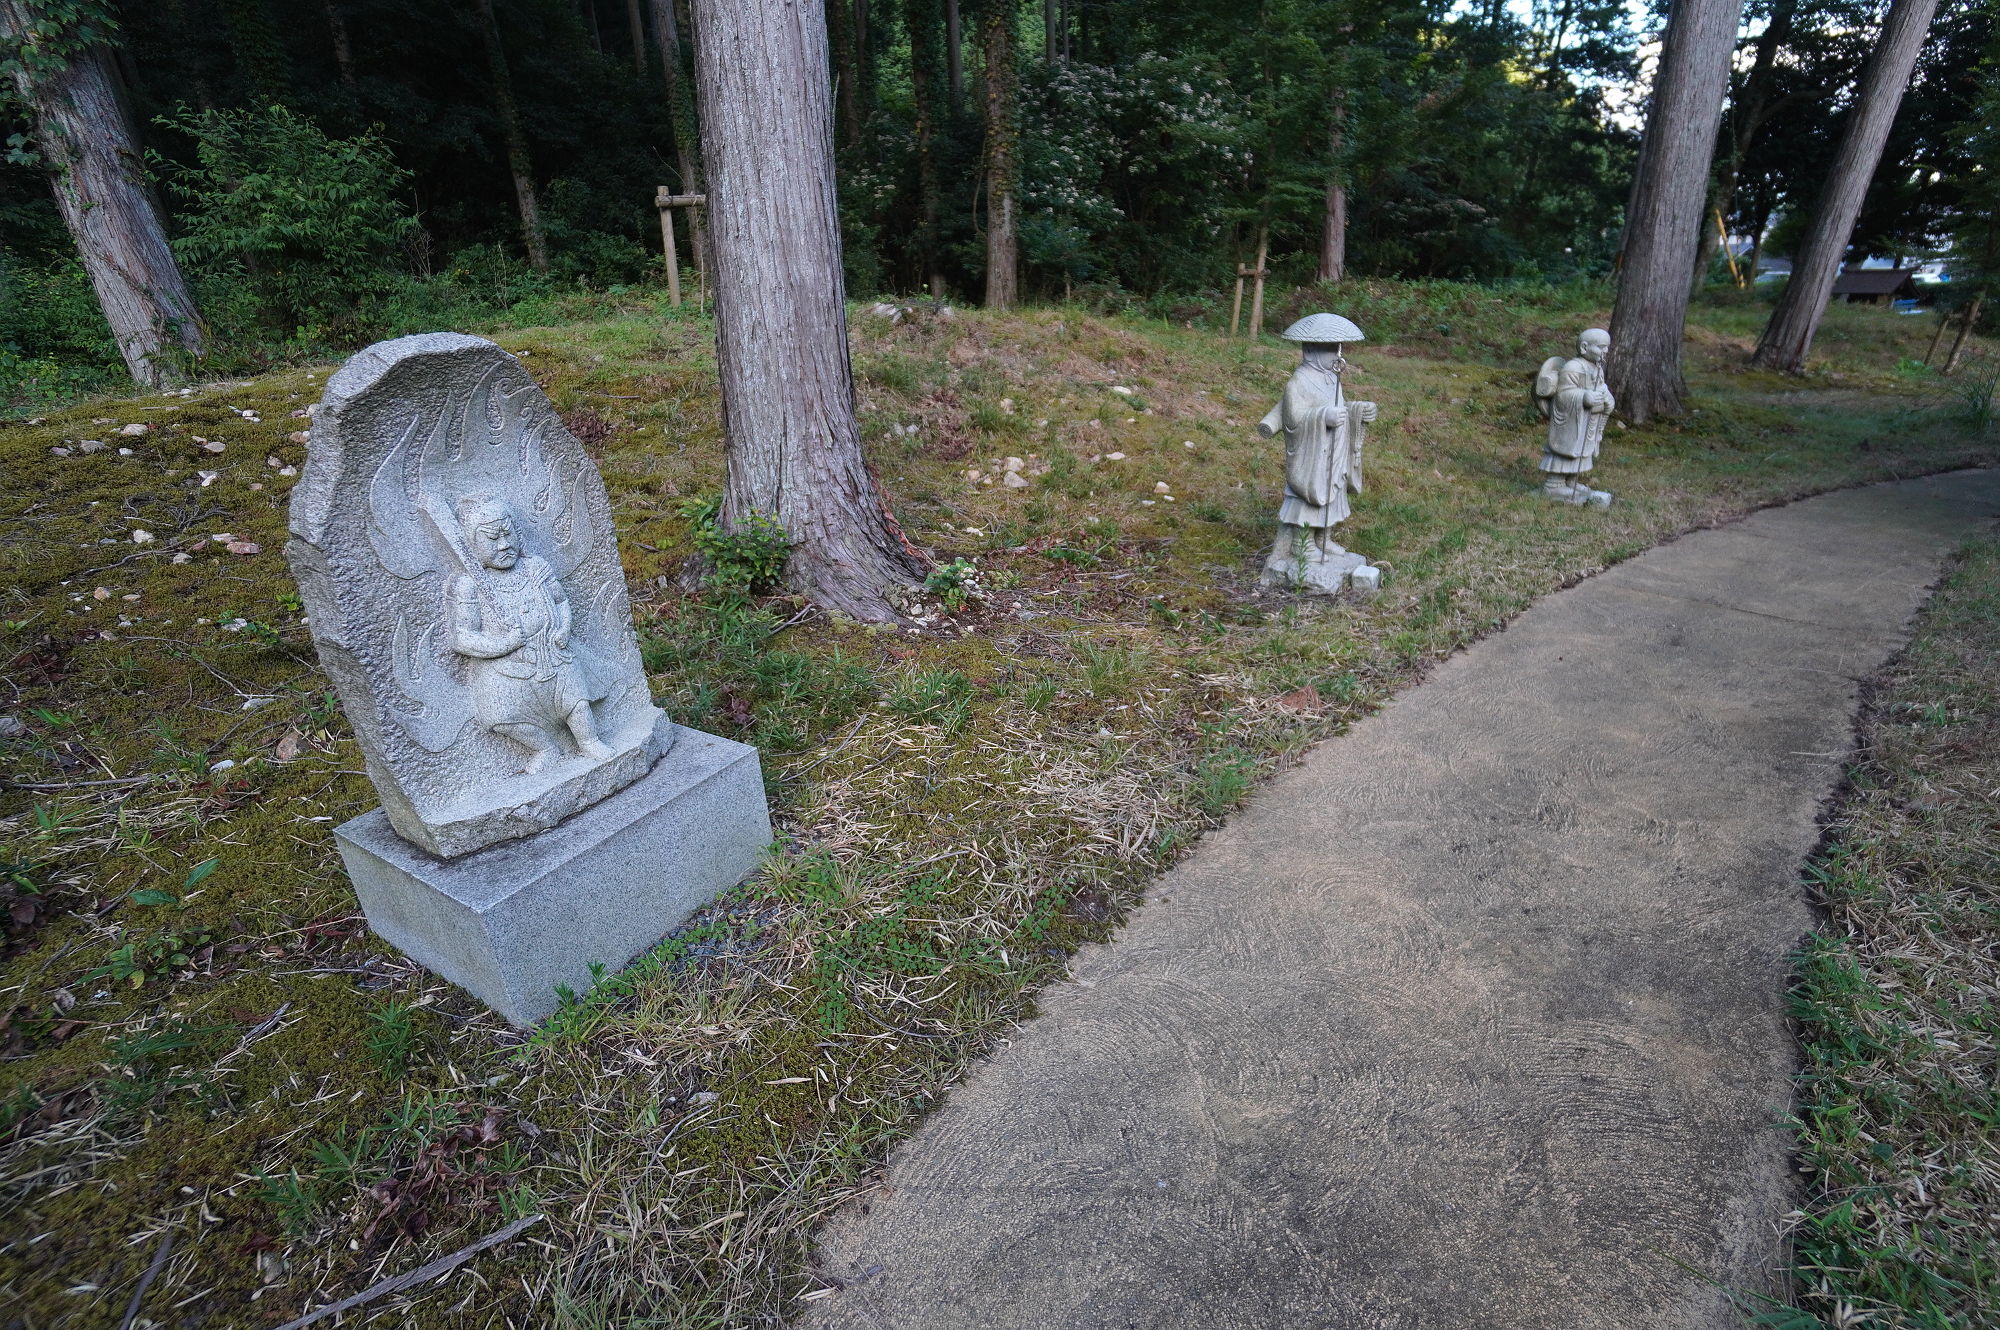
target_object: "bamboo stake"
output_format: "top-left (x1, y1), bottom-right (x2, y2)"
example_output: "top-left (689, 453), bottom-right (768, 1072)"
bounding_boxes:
top-left (1716, 208), bottom-right (1743, 287)
top-left (1230, 264), bottom-right (1247, 336)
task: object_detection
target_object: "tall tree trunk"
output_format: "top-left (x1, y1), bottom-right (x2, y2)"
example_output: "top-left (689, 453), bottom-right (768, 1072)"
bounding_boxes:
top-left (1752, 0), bottom-right (1940, 373)
top-left (853, 0), bottom-right (872, 121)
top-left (477, 0), bottom-right (549, 271)
top-left (981, 1), bottom-right (1019, 308)
top-left (626, 0), bottom-right (647, 71)
top-left (1044, 0), bottom-right (1056, 61)
top-left (1318, 84), bottom-right (1347, 283)
top-left (580, 0), bottom-right (603, 51)
top-left (324, 0), bottom-right (357, 86)
top-left (1606, 0), bottom-right (1744, 422)
top-left (1694, 0), bottom-right (1798, 296)
top-left (945, 0), bottom-right (963, 104)
top-left (828, 0), bottom-right (861, 146)
top-left (0, 1), bottom-right (206, 387)
top-left (687, 0), bottom-right (923, 621)
top-left (906, 0), bottom-right (948, 295)
top-left (650, 0), bottom-right (706, 275)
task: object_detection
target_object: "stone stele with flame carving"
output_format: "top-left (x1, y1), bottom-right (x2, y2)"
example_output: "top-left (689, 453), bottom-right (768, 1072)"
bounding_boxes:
top-left (287, 332), bottom-right (676, 859)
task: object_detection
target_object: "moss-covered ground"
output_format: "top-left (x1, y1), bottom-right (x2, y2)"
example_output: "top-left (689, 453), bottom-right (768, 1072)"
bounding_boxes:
top-left (1, 285), bottom-right (1994, 1329)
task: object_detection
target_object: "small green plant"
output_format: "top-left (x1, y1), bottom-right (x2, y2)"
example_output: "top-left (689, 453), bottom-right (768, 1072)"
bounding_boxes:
top-left (885, 668), bottom-right (973, 732)
top-left (256, 1168), bottom-right (323, 1237)
top-left (679, 495), bottom-right (791, 593)
top-left (365, 1000), bottom-right (418, 1077)
top-left (1194, 747), bottom-right (1258, 817)
top-left (924, 558), bottom-right (983, 611)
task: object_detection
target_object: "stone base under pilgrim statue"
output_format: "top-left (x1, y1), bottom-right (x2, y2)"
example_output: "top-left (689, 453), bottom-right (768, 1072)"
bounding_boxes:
top-left (334, 727), bottom-right (771, 1025)
top-left (1259, 540), bottom-right (1383, 596)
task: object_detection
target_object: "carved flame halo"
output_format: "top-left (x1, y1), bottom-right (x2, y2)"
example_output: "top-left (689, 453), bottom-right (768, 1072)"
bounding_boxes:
top-left (366, 358), bottom-right (601, 754)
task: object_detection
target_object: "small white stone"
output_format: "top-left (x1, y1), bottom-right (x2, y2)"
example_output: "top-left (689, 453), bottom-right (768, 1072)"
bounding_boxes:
top-left (132, 529), bottom-right (154, 544)
top-left (1110, 385), bottom-right (1134, 396)
top-left (1002, 472), bottom-right (1029, 489)
top-left (209, 759), bottom-right (237, 772)
top-left (1105, 451), bottom-right (1126, 461)
top-left (1154, 481), bottom-right (1171, 493)
top-left (119, 422), bottom-right (149, 436)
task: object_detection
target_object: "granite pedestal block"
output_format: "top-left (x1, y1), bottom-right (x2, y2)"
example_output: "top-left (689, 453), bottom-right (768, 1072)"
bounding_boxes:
top-left (334, 728), bottom-right (770, 1025)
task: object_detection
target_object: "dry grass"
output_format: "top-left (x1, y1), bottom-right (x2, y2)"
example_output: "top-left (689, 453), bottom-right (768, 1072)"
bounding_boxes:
top-left (1777, 538), bottom-right (2000, 1330)
top-left (0, 290), bottom-right (1995, 1329)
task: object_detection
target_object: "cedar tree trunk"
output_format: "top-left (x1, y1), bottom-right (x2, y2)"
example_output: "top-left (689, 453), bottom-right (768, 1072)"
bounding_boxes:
top-left (1318, 86), bottom-right (1347, 283)
top-left (687, 0), bottom-right (922, 621)
top-left (650, 0), bottom-right (706, 274)
top-left (477, 0), bottom-right (549, 271)
top-left (1752, 0), bottom-right (1940, 373)
top-left (1606, 0), bottom-right (1745, 422)
top-left (0, 1), bottom-right (206, 387)
top-left (945, 0), bottom-right (962, 103)
top-left (324, 0), bottom-right (357, 85)
top-left (626, 0), bottom-right (647, 70)
top-left (981, 1), bottom-right (1019, 308)
top-left (905, 0), bottom-right (947, 295)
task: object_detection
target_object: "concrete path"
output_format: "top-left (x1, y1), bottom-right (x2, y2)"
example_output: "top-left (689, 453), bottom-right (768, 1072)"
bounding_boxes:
top-left (808, 472), bottom-right (2000, 1330)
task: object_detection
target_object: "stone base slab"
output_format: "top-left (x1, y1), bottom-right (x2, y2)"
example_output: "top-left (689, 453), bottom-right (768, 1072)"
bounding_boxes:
top-left (334, 727), bottom-right (770, 1025)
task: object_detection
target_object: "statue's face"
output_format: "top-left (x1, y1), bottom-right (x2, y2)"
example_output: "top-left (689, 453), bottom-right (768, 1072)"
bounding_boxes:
top-left (1579, 332), bottom-right (1610, 364)
top-left (471, 515), bottom-right (519, 570)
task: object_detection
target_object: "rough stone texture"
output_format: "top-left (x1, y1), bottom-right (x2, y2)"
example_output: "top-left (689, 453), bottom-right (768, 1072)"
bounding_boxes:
top-left (810, 471), bottom-right (2000, 1330)
top-left (289, 333), bottom-right (672, 858)
top-left (335, 727), bottom-right (770, 1026)
top-left (1535, 328), bottom-right (1616, 507)
top-left (1257, 328), bottom-right (1379, 596)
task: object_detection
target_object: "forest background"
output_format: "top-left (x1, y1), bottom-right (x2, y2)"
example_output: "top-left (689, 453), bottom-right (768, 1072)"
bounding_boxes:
top-left (1, 0), bottom-right (1996, 414)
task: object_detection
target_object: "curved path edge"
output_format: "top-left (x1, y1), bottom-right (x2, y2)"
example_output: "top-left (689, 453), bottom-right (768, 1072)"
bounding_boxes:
top-left (808, 470), bottom-right (2000, 1330)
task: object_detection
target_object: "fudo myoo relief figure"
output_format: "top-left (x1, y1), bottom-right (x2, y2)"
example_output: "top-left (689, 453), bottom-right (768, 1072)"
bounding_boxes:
top-left (449, 493), bottom-right (615, 774)
top-left (1257, 312), bottom-right (1383, 594)
top-left (1534, 328), bottom-right (1615, 507)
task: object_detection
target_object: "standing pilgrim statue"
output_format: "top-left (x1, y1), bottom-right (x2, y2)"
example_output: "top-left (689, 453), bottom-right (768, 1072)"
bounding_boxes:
top-left (1257, 313), bottom-right (1382, 594)
top-left (1534, 328), bottom-right (1615, 507)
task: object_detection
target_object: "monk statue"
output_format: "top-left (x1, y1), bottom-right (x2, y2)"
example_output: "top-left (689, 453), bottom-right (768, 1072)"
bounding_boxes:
top-left (1257, 312), bottom-right (1382, 594)
top-left (448, 494), bottom-right (614, 774)
top-left (1533, 328), bottom-right (1615, 507)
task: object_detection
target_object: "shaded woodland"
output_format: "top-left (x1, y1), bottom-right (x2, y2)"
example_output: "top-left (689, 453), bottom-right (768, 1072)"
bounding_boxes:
top-left (0, 0), bottom-right (1995, 403)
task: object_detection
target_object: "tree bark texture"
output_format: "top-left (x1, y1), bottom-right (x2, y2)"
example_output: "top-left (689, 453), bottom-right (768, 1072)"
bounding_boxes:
top-left (1691, 0), bottom-right (1799, 297)
top-left (476, 0), bottom-right (549, 271)
top-left (1318, 86), bottom-right (1348, 283)
top-left (828, 0), bottom-right (861, 146)
top-left (323, 0), bottom-right (357, 85)
top-left (981, 1), bottom-right (1019, 309)
top-left (0, 1), bottom-right (207, 387)
top-left (945, 0), bottom-right (962, 103)
top-left (905, 0), bottom-right (947, 295)
top-left (626, 0), bottom-right (647, 70)
top-left (1752, 0), bottom-right (1940, 373)
top-left (687, 0), bottom-right (922, 621)
top-left (649, 0), bottom-right (706, 274)
top-left (1607, 0), bottom-right (1744, 422)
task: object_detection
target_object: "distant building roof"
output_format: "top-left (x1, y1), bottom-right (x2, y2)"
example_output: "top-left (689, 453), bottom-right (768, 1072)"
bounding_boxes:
top-left (1832, 267), bottom-right (1920, 296)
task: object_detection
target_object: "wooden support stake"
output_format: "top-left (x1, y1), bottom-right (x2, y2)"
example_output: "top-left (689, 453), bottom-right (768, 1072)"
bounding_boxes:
top-left (1716, 209), bottom-right (1743, 288)
top-left (1246, 227), bottom-right (1269, 340)
top-left (1945, 293), bottom-right (1984, 373)
top-left (1230, 264), bottom-right (1247, 337)
top-left (654, 188), bottom-right (708, 309)
top-left (1924, 307), bottom-right (1955, 366)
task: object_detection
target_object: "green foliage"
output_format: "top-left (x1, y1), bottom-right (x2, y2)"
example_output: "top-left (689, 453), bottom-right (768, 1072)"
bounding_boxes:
top-left (678, 495), bottom-right (791, 594)
top-left (923, 557), bottom-right (984, 610)
top-left (885, 668), bottom-right (974, 733)
top-left (365, 1000), bottom-right (418, 1078)
top-left (157, 104), bottom-right (416, 336)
